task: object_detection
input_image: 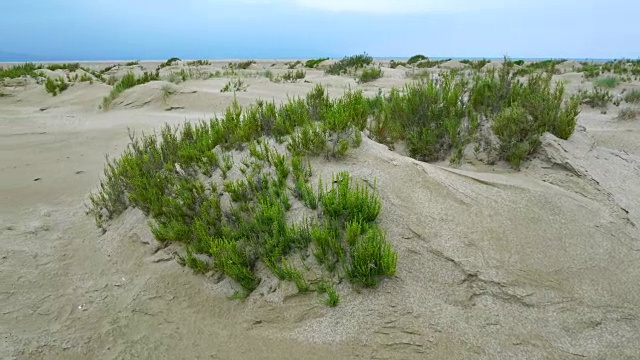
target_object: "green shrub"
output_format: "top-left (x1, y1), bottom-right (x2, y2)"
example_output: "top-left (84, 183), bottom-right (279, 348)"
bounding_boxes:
top-left (158, 57), bottom-right (181, 69)
top-left (346, 225), bottom-right (397, 287)
top-left (326, 53), bottom-right (373, 75)
top-left (593, 76), bottom-right (620, 88)
top-left (44, 77), bottom-right (69, 96)
top-left (305, 58), bottom-right (329, 68)
top-left (624, 89), bottom-right (640, 104)
top-left (228, 60), bottom-right (256, 70)
top-left (487, 73), bottom-right (580, 168)
top-left (320, 171), bottom-right (381, 224)
top-left (187, 59), bottom-right (211, 66)
top-left (389, 60), bottom-right (407, 69)
top-left (407, 54), bottom-right (427, 65)
top-left (86, 80), bottom-right (427, 303)
top-left (47, 63), bottom-right (80, 71)
top-left (357, 67), bottom-right (383, 83)
top-left (460, 59), bottom-right (490, 70)
top-left (124, 60), bottom-right (140, 66)
top-left (579, 87), bottom-right (613, 109)
top-left (280, 69), bottom-right (306, 82)
top-left (287, 60), bottom-right (302, 69)
top-left (0, 62), bottom-right (43, 79)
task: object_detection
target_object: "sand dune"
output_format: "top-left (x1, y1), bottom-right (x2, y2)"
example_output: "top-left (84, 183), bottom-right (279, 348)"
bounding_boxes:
top-left (1, 59), bottom-right (640, 359)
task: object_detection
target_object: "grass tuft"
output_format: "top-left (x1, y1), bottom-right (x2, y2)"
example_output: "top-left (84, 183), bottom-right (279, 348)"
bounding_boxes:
top-left (616, 107), bottom-right (640, 121)
top-left (593, 76), bottom-right (620, 88)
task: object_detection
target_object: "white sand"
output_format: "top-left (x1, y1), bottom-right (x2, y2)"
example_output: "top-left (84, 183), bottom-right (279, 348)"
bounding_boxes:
top-left (1, 60), bottom-right (640, 359)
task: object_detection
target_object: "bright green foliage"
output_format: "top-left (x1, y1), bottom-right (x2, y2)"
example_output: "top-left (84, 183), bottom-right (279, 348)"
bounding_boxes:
top-left (346, 225), bottom-right (397, 287)
top-left (44, 77), bottom-right (69, 96)
top-left (320, 172), bottom-right (381, 224)
top-left (316, 279), bottom-right (340, 307)
top-left (305, 58), bottom-right (329, 68)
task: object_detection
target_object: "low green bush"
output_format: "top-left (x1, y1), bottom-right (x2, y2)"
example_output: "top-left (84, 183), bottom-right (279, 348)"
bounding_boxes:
top-left (157, 57), bottom-right (181, 69)
top-left (305, 58), bottom-right (329, 68)
top-left (325, 53), bottom-right (373, 75)
top-left (579, 87), bottom-right (612, 109)
top-left (407, 54), bottom-right (427, 65)
top-left (357, 67), bottom-right (383, 83)
top-left (44, 77), bottom-right (69, 96)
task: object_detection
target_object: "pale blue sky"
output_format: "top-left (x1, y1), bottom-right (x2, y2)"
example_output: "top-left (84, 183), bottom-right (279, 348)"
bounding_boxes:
top-left (1, 0), bottom-right (638, 61)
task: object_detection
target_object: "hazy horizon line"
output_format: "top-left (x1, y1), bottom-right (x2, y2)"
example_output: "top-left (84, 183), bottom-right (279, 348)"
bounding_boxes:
top-left (0, 55), bottom-right (632, 64)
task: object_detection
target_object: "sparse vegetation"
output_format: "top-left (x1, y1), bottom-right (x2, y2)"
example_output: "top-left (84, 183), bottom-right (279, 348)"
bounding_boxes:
top-left (161, 84), bottom-right (177, 103)
top-left (624, 89), bottom-right (640, 104)
top-left (460, 59), bottom-right (490, 70)
top-left (287, 60), bottom-right (302, 69)
top-left (579, 87), bottom-right (613, 109)
top-left (357, 67), bottom-right (383, 83)
top-left (514, 59), bottom-right (566, 76)
top-left (0, 63), bottom-right (43, 79)
top-left (415, 58), bottom-right (450, 68)
top-left (593, 76), bottom-right (621, 88)
top-left (220, 78), bottom-right (248, 92)
top-left (88, 55), bottom-right (586, 308)
top-left (407, 55), bottom-right (427, 65)
top-left (44, 77), bottom-right (69, 96)
top-left (101, 71), bottom-right (160, 110)
top-left (47, 63), bottom-right (81, 72)
top-left (616, 107), bottom-right (640, 121)
top-left (389, 60), bottom-right (407, 69)
top-left (228, 60), bottom-right (256, 70)
top-left (157, 57), bottom-right (181, 69)
top-left (326, 53), bottom-right (373, 75)
top-left (124, 61), bottom-right (140, 66)
top-left (280, 70), bottom-right (306, 82)
top-left (88, 87), bottom-right (397, 305)
top-left (186, 60), bottom-right (211, 66)
top-left (305, 58), bottom-right (329, 68)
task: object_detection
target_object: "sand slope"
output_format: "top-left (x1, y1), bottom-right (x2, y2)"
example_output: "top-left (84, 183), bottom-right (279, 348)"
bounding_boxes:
top-left (1, 60), bottom-right (640, 359)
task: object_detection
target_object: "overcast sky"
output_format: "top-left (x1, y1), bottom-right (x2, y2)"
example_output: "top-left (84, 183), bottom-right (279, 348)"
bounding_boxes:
top-left (1, 0), bottom-right (638, 61)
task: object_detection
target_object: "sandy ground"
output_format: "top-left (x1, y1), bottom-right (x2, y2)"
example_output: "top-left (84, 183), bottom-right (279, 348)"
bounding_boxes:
top-left (1, 60), bottom-right (640, 359)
